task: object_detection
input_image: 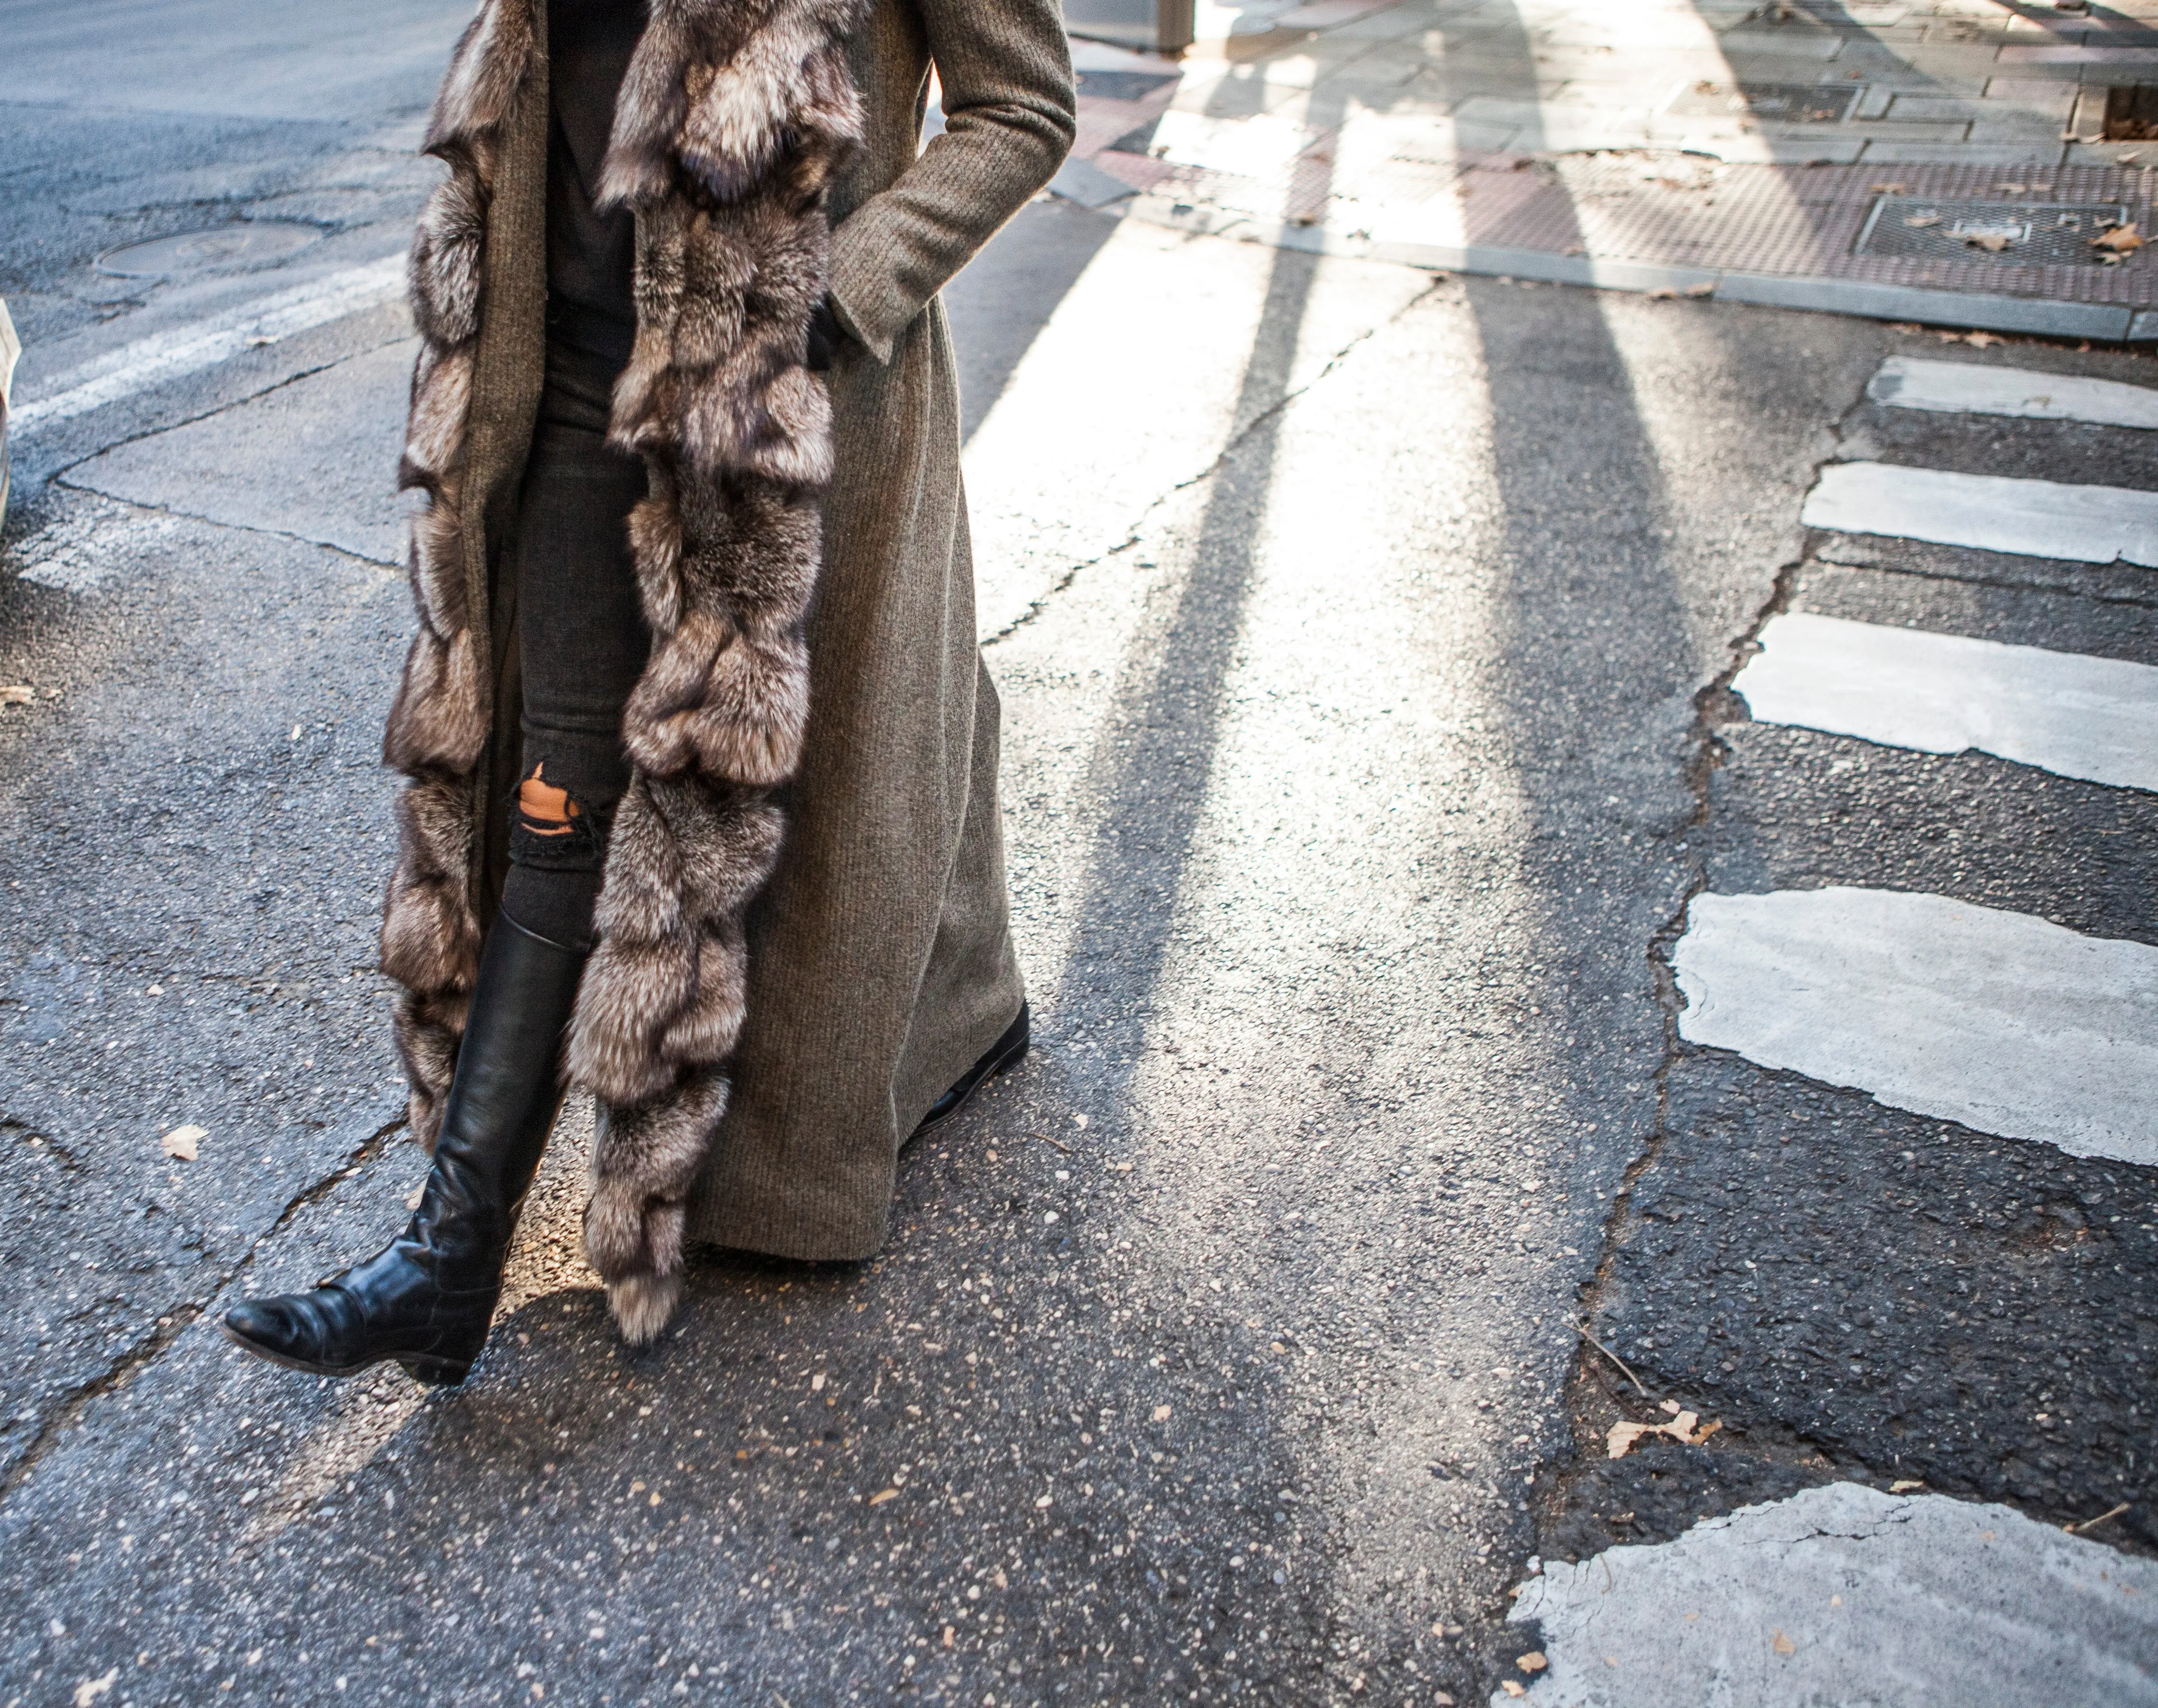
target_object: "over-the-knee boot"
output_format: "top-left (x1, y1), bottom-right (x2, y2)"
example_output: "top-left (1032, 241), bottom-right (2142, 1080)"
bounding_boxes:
top-left (222, 914), bottom-right (587, 1385)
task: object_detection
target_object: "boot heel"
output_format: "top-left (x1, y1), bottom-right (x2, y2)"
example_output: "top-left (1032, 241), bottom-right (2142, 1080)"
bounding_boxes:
top-left (398, 1355), bottom-right (473, 1387)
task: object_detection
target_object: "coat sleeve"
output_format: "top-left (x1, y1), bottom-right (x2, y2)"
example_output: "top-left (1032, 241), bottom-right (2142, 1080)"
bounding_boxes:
top-left (827, 0), bottom-right (1077, 363)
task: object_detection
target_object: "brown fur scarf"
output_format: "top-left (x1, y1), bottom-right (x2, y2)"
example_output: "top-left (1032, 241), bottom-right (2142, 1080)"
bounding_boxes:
top-left (381, 0), bottom-right (867, 1342)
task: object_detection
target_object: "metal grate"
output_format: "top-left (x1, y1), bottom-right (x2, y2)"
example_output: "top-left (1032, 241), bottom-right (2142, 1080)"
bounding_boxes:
top-left (1855, 197), bottom-right (2134, 267)
top-left (1666, 81), bottom-right (1857, 124)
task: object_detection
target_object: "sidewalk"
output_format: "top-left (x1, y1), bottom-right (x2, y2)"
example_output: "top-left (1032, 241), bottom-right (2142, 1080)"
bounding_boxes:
top-left (1053, 0), bottom-right (2158, 339)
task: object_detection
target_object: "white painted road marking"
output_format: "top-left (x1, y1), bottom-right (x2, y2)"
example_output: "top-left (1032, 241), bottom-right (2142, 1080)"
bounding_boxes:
top-left (10, 255), bottom-right (406, 436)
top-left (1733, 612), bottom-right (2158, 793)
top-left (1509, 1482), bottom-right (2158, 1708)
top-left (1673, 886), bottom-right (2158, 1165)
top-left (1869, 355), bottom-right (2158, 430)
top-left (1802, 461), bottom-right (2158, 566)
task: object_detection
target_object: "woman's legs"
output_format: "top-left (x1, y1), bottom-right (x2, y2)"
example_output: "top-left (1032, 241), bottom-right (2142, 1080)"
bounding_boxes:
top-left (503, 401), bottom-right (651, 949)
top-left (223, 367), bottom-right (649, 1384)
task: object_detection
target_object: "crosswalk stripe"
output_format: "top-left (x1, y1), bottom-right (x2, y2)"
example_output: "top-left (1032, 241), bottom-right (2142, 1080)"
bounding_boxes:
top-left (1510, 1483), bottom-right (2158, 1704)
top-left (1673, 886), bottom-right (2158, 1165)
top-left (1801, 462), bottom-right (2158, 566)
top-left (1732, 612), bottom-right (2158, 793)
top-left (1869, 356), bottom-right (2158, 430)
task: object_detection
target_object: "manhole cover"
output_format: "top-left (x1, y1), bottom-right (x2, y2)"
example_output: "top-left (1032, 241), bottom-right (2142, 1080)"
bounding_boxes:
top-left (1076, 68), bottom-right (1178, 101)
top-left (1666, 81), bottom-right (1856, 124)
top-left (95, 221), bottom-right (323, 278)
top-left (1856, 196), bottom-right (2133, 266)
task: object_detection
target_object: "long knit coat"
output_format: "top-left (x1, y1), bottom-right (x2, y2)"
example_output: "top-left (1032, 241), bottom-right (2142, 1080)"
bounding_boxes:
top-left (382, 0), bottom-right (1073, 1341)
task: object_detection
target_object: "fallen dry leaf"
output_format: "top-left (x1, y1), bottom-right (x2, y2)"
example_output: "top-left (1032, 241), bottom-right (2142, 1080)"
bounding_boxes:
top-left (1963, 232), bottom-right (2014, 252)
top-left (868, 1487), bottom-right (900, 1506)
top-left (1518, 1652), bottom-right (1549, 1673)
top-left (1647, 287), bottom-right (1678, 300)
top-left (1683, 281), bottom-right (1716, 298)
top-left (1501, 1685), bottom-right (1526, 1700)
top-left (1772, 1630), bottom-right (1797, 1656)
top-left (161, 1124), bottom-right (205, 1161)
top-left (1607, 1409), bottom-right (1723, 1458)
top-left (2095, 222), bottom-right (2144, 255)
top-left (1890, 1478), bottom-right (1925, 1492)
top-left (1963, 331), bottom-right (2003, 348)
top-left (0, 685), bottom-right (33, 706)
top-left (1151, 1404), bottom-right (1174, 1422)
top-left (1902, 213), bottom-right (1941, 228)
top-left (1998, 181), bottom-right (2029, 194)
top-left (1871, 181), bottom-right (1910, 194)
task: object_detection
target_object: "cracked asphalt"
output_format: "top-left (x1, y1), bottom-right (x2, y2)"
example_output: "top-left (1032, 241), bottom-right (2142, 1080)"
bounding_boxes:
top-left (3, 3), bottom-right (2156, 1705)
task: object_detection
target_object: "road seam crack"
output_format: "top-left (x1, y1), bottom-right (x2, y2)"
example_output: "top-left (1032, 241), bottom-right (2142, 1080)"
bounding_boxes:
top-left (0, 1111), bottom-right (406, 1508)
top-left (984, 276), bottom-right (1447, 646)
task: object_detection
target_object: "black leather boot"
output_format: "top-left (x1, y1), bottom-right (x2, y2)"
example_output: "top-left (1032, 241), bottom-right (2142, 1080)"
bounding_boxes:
top-left (912, 1004), bottom-right (1030, 1139)
top-left (222, 914), bottom-right (587, 1386)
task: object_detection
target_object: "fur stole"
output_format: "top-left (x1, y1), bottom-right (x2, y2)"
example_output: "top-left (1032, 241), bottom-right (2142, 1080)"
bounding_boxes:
top-left (381, 0), bottom-right (867, 1342)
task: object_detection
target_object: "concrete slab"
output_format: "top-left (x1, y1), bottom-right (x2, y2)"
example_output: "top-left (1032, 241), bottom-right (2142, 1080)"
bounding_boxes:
top-left (1507, 1483), bottom-right (2158, 1708)
top-left (63, 338), bottom-right (415, 566)
top-left (1721, 33), bottom-right (1849, 60)
top-left (1856, 141), bottom-right (2069, 163)
top-left (1673, 886), bottom-right (2158, 1164)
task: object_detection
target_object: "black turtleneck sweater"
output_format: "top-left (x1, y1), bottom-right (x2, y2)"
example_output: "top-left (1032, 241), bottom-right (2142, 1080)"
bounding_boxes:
top-left (545, 0), bottom-right (645, 369)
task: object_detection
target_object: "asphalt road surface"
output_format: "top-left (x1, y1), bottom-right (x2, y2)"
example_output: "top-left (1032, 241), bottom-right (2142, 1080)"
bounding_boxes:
top-left (2, 2), bottom-right (2155, 1705)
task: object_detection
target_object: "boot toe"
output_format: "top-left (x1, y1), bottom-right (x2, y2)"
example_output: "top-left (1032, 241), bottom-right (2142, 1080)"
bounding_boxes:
top-left (222, 1290), bottom-right (360, 1373)
top-left (223, 1295), bottom-right (302, 1353)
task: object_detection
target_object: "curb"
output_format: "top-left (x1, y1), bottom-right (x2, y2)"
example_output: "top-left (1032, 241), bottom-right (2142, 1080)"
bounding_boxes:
top-left (1097, 192), bottom-right (2158, 344)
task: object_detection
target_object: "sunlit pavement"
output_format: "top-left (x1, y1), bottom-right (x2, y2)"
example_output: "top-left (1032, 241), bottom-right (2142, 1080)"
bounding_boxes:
top-left (3, 2), bottom-right (2157, 1705)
